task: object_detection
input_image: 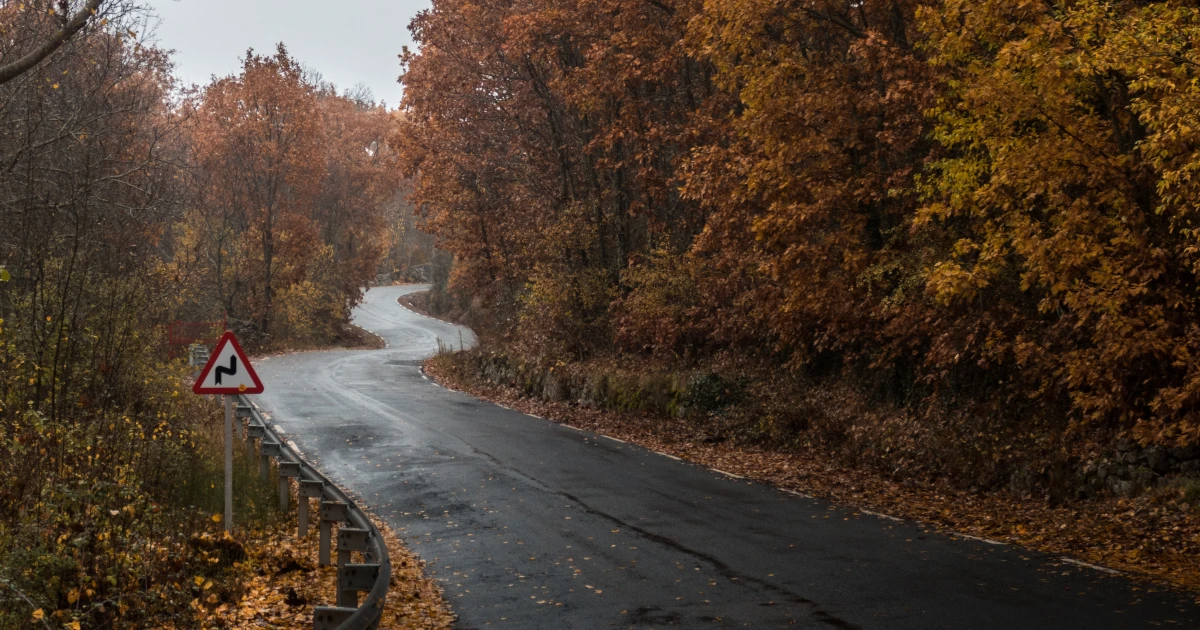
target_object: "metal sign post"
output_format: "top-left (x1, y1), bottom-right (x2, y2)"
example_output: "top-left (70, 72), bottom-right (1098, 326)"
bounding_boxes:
top-left (224, 394), bottom-right (233, 532)
top-left (193, 331), bottom-right (264, 535)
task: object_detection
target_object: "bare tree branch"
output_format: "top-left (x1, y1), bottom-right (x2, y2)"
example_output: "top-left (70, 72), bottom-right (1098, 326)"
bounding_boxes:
top-left (0, 0), bottom-right (105, 86)
top-left (800, 6), bottom-right (866, 39)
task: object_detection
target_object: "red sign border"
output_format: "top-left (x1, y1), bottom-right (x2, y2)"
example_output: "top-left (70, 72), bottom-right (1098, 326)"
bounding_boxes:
top-left (192, 331), bottom-right (265, 395)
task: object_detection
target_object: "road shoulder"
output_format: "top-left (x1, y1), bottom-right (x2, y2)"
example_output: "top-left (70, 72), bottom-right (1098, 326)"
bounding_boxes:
top-left (424, 350), bottom-right (1200, 600)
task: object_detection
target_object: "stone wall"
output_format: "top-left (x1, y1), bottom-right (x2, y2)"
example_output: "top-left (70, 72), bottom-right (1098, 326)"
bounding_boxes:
top-left (468, 351), bottom-right (1200, 502)
top-left (1080, 441), bottom-right (1200, 498)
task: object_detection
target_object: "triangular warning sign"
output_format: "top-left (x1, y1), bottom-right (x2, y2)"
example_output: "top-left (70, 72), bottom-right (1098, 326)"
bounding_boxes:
top-left (192, 331), bottom-right (264, 395)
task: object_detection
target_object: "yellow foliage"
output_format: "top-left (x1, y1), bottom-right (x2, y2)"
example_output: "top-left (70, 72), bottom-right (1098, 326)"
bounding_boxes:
top-left (917, 0), bottom-right (1200, 443)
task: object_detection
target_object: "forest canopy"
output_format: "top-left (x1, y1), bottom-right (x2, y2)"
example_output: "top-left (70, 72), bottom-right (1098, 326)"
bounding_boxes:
top-left (398, 0), bottom-right (1200, 450)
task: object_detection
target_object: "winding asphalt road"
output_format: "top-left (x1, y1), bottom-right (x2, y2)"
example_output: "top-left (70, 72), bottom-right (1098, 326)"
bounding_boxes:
top-left (254, 285), bottom-right (1199, 629)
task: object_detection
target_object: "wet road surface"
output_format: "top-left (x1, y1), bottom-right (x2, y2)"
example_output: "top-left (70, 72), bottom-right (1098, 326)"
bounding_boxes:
top-left (254, 285), bottom-right (1200, 629)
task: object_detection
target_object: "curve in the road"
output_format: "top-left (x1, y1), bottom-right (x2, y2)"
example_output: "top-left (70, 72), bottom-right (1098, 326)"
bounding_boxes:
top-left (254, 285), bottom-right (1200, 629)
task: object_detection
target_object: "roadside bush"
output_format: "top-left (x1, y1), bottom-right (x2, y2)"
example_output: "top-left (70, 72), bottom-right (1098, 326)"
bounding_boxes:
top-left (519, 265), bottom-right (617, 361)
top-left (683, 372), bottom-right (746, 415)
top-left (0, 268), bottom-right (281, 628)
top-left (0, 368), bottom-right (282, 628)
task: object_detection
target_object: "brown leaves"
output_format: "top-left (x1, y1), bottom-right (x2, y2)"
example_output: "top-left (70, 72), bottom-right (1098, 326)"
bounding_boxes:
top-left (428, 351), bottom-right (1200, 593)
top-left (916, 0), bottom-right (1200, 443)
top-left (203, 508), bottom-right (454, 630)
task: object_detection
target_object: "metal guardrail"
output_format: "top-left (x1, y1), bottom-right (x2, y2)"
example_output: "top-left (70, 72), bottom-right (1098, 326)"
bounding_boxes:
top-left (235, 395), bottom-right (391, 630)
top-left (188, 343), bottom-right (211, 368)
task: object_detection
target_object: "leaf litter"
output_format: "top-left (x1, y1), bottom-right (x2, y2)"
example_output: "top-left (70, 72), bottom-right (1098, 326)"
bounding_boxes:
top-left (426, 356), bottom-right (1200, 602)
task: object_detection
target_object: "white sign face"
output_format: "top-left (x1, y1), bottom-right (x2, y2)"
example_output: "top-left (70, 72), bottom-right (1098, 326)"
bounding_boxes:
top-left (192, 331), bottom-right (264, 395)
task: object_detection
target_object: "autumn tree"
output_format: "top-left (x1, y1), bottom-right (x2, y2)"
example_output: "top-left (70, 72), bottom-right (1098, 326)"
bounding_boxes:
top-left (668, 1), bottom-right (936, 362)
top-left (401, 0), bottom-right (1200, 453)
top-left (312, 89), bottom-right (399, 311)
top-left (184, 46), bottom-right (325, 338)
top-left (0, 0), bottom-right (112, 85)
top-left (180, 45), bottom-right (403, 346)
top-left (0, 7), bottom-right (404, 626)
top-left (0, 5), bottom-right (226, 624)
top-left (0, 6), bottom-right (183, 423)
top-left (398, 0), bottom-right (718, 356)
top-left (916, 0), bottom-right (1200, 445)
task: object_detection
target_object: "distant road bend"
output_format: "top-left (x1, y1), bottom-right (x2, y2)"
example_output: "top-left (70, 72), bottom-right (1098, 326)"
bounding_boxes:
top-left (255, 285), bottom-right (1200, 629)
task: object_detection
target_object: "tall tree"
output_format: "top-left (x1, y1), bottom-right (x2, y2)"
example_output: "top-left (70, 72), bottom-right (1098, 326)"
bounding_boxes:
top-left (916, 0), bottom-right (1200, 444)
top-left (398, 0), bottom-right (717, 355)
top-left (182, 45), bottom-right (404, 345)
top-left (189, 45), bottom-right (324, 336)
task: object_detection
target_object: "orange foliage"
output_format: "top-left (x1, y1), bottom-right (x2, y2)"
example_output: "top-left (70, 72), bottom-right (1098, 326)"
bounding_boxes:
top-left (397, 0), bottom-right (719, 352)
top-left (399, 0), bottom-right (1200, 448)
top-left (182, 46), bottom-right (401, 345)
top-left (915, 0), bottom-right (1200, 445)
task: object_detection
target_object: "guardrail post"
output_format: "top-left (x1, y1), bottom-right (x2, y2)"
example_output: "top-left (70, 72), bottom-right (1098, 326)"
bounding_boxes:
top-left (235, 395), bottom-right (389, 628)
top-left (336, 527), bottom-right (370, 568)
top-left (312, 606), bottom-right (356, 630)
top-left (262, 440), bottom-right (282, 459)
top-left (337, 563), bottom-right (380, 608)
top-left (235, 402), bottom-right (252, 440)
top-left (278, 461), bottom-right (300, 511)
top-left (298, 480), bottom-right (324, 537)
top-left (246, 423), bottom-right (265, 469)
top-left (319, 501), bottom-right (350, 567)
top-left (261, 439), bottom-right (282, 481)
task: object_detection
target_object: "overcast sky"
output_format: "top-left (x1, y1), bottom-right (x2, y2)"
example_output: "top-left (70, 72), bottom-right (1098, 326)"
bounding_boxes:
top-left (147, 0), bottom-right (429, 108)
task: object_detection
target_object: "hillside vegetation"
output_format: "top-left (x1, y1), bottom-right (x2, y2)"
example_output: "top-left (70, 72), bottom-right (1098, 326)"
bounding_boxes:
top-left (399, 0), bottom-right (1200, 501)
top-left (0, 2), bottom-right (416, 626)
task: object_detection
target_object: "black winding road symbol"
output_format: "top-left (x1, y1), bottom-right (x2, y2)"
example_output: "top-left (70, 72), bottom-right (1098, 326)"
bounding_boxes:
top-left (215, 356), bottom-right (238, 384)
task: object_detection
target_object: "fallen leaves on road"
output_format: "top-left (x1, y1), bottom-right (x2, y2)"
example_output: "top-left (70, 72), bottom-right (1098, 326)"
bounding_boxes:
top-left (427, 356), bottom-right (1200, 601)
top-left (200, 503), bottom-right (454, 629)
